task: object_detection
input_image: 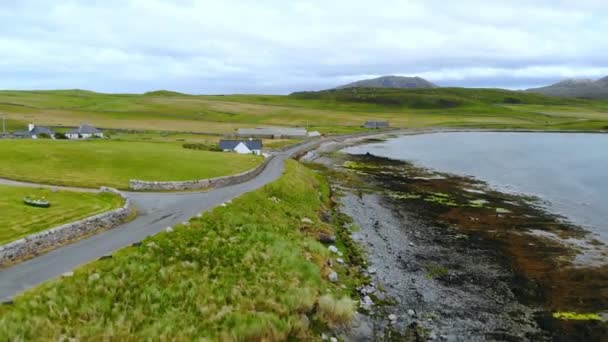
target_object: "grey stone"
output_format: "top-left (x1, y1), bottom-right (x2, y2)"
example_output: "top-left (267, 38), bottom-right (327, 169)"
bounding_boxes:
top-left (165, 226), bottom-right (174, 233)
top-left (62, 271), bottom-right (74, 277)
top-left (301, 217), bottom-right (313, 224)
top-left (328, 245), bottom-right (339, 254)
top-left (318, 233), bottom-right (336, 244)
top-left (336, 257), bottom-right (344, 264)
top-left (328, 271), bottom-right (339, 282)
top-left (388, 314), bottom-right (397, 322)
top-left (407, 309), bottom-right (416, 316)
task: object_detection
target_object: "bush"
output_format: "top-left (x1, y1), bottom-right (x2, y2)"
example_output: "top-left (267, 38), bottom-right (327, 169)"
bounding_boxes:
top-left (37, 133), bottom-right (51, 139)
top-left (54, 132), bottom-right (68, 140)
top-left (183, 143), bottom-right (222, 152)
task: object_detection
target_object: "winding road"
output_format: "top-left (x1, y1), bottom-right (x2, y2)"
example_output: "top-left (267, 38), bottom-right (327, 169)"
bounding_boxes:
top-left (0, 141), bottom-right (324, 302)
top-left (0, 130), bottom-right (409, 302)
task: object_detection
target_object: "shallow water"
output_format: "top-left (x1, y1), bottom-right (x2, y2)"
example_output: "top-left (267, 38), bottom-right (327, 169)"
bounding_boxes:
top-left (344, 132), bottom-right (608, 242)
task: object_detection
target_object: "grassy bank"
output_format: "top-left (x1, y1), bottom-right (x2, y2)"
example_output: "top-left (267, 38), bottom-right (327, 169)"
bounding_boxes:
top-left (0, 161), bottom-right (357, 340)
top-left (1, 88), bottom-right (607, 135)
top-left (0, 140), bottom-right (262, 189)
top-left (0, 186), bottom-right (123, 245)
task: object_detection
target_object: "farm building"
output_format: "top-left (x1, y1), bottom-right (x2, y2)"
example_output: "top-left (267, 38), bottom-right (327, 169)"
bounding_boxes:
top-left (66, 124), bottom-right (104, 139)
top-left (13, 124), bottom-right (56, 139)
top-left (219, 139), bottom-right (263, 155)
top-left (237, 127), bottom-right (308, 139)
top-left (363, 121), bottom-right (389, 129)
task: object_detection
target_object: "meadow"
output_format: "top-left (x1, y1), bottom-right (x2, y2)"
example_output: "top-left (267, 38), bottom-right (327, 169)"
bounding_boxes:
top-left (1, 88), bottom-right (607, 135)
top-left (0, 161), bottom-right (357, 340)
top-left (0, 140), bottom-right (262, 189)
top-left (0, 186), bottom-right (123, 245)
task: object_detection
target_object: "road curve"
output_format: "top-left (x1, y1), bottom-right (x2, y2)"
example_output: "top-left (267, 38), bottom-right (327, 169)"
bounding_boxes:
top-left (0, 131), bottom-right (402, 301)
top-left (0, 140), bottom-right (322, 301)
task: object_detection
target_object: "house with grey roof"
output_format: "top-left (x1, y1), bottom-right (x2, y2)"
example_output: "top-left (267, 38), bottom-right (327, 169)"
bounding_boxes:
top-left (219, 139), bottom-right (263, 155)
top-left (363, 121), bottom-right (389, 129)
top-left (66, 124), bottom-right (104, 139)
top-left (13, 124), bottom-right (56, 139)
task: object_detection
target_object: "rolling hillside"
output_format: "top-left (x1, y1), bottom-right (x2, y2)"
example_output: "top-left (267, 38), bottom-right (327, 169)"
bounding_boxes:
top-left (0, 88), bottom-right (607, 134)
top-left (336, 75), bottom-right (437, 89)
top-left (527, 76), bottom-right (608, 99)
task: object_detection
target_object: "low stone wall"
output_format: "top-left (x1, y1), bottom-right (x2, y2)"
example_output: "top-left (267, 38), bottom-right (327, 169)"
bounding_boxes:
top-left (0, 187), bottom-right (132, 266)
top-left (129, 156), bottom-right (274, 191)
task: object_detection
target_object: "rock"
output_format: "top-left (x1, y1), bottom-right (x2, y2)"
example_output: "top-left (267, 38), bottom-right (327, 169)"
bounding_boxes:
top-left (301, 217), bottom-right (313, 224)
top-left (337, 251), bottom-right (343, 257)
top-left (328, 245), bottom-right (339, 254)
top-left (330, 337), bottom-right (338, 342)
top-left (328, 271), bottom-right (339, 282)
top-left (165, 226), bottom-right (174, 233)
top-left (320, 210), bottom-right (331, 222)
top-left (196, 213), bottom-right (203, 218)
top-left (321, 333), bottom-right (328, 340)
top-left (368, 267), bottom-right (377, 274)
top-left (318, 233), bottom-right (336, 244)
top-left (407, 309), bottom-right (416, 317)
top-left (388, 314), bottom-right (397, 322)
top-left (360, 295), bottom-right (374, 310)
top-left (336, 258), bottom-right (344, 264)
top-left (88, 273), bottom-right (100, 281)
top-left (408, 242), bottom-right (414, 247)
top-left (62, 271), bottom-right (74, 278)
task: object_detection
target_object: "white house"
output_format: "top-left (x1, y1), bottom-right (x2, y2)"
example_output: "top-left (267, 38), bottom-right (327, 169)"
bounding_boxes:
top-left (66, 124), bottom-right (104, 139)
top-left (219, 139), bottom-right (263, 155)
top-left (13, 124), bottom-right (55, 139)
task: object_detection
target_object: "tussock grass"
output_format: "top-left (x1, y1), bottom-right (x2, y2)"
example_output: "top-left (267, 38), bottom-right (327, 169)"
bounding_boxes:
top-left (0, 161), bottom-right (355, 340)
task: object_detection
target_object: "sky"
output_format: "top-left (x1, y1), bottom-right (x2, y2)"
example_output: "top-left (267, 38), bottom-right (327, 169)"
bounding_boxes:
top-left (1, 0), bottom-right (607, 94)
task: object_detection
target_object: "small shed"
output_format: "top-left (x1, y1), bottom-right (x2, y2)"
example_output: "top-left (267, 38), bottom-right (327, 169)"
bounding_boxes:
top-left (363, 121), bottom-right (389, 129)
top-left (219, 139), bottom-right (263, 155)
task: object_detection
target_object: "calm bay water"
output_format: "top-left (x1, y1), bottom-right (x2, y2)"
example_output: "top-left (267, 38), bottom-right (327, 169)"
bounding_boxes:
top-left (344, 132), bottom-right (608, 242)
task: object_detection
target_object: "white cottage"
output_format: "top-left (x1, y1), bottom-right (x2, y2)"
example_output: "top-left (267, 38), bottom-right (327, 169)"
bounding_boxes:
top-left (66, 124), bottom-right (104, 139)
top-left (219, 139), bottom-right (263, 155)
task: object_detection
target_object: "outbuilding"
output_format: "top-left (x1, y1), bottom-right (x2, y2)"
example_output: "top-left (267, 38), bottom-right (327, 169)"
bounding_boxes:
top-left (219, 139), bottom-right (263, 155)
top-left (363, 121), bottom-right (389, 129)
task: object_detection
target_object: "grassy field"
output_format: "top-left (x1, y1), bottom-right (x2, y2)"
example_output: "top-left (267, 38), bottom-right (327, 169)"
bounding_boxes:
top-left (0, 186), bottom-right (123, 245)
top-left (0, 161), bottom-right (357, 340)
top-left (1, 88), bottom-right (607, 135)
top-left (0, 140), bottom-right (262, 189)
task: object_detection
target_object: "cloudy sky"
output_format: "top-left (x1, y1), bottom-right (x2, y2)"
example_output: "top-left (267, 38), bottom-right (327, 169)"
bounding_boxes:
top-left (1, 0), bottom-right (607, 94)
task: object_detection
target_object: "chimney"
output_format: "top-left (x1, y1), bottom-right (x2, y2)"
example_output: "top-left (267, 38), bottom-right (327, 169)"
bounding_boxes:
top-left (28, 123), bottom-right (35, 132)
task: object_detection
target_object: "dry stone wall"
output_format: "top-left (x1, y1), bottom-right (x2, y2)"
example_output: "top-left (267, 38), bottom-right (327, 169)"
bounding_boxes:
top-left (0, 187), bottom-right (131, 266)
top-left (129, 156), bottom-right (273, 191)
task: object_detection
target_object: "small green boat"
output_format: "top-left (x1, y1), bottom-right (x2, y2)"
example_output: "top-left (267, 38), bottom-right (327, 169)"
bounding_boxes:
top-left (23, 197), bottom-right (51, 208)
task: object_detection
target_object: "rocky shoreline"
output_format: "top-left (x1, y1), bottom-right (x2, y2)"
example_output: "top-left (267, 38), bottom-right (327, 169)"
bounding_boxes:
top-left (308, 139), bottom-right (607, 341)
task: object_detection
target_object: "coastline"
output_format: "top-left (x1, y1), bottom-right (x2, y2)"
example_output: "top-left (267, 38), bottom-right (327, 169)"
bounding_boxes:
top-left (306, 131), bottom-right (608, 341)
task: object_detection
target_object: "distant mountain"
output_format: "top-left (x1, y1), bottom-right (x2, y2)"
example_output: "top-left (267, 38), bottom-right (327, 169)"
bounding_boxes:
top-left (526, 76), bottom-right (608, 99)
top-left (336, 76), bottom-right (437, 89)
top-left (144, 90), bottom-right (188, 96)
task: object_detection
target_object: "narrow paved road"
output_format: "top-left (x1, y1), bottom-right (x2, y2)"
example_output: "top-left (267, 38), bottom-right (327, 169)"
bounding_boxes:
top-left (0, 142), bottom-right (319, 301)
top-left (0, 130), bottom-right (403, 301)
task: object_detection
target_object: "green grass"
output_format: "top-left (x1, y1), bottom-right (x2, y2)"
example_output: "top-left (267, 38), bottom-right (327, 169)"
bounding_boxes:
top-left (0, 88), bottom-right (607, 135)
top-left (0, 140), bottom-right (262, 189)
top-left (0, 161), bottom-right (356, 340)
top-left (0, 186), bottom-right (123, 245)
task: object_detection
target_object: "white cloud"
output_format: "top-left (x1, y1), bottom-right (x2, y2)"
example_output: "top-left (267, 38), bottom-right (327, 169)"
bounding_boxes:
top-left (0, 0), bottom-right (606, 93)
